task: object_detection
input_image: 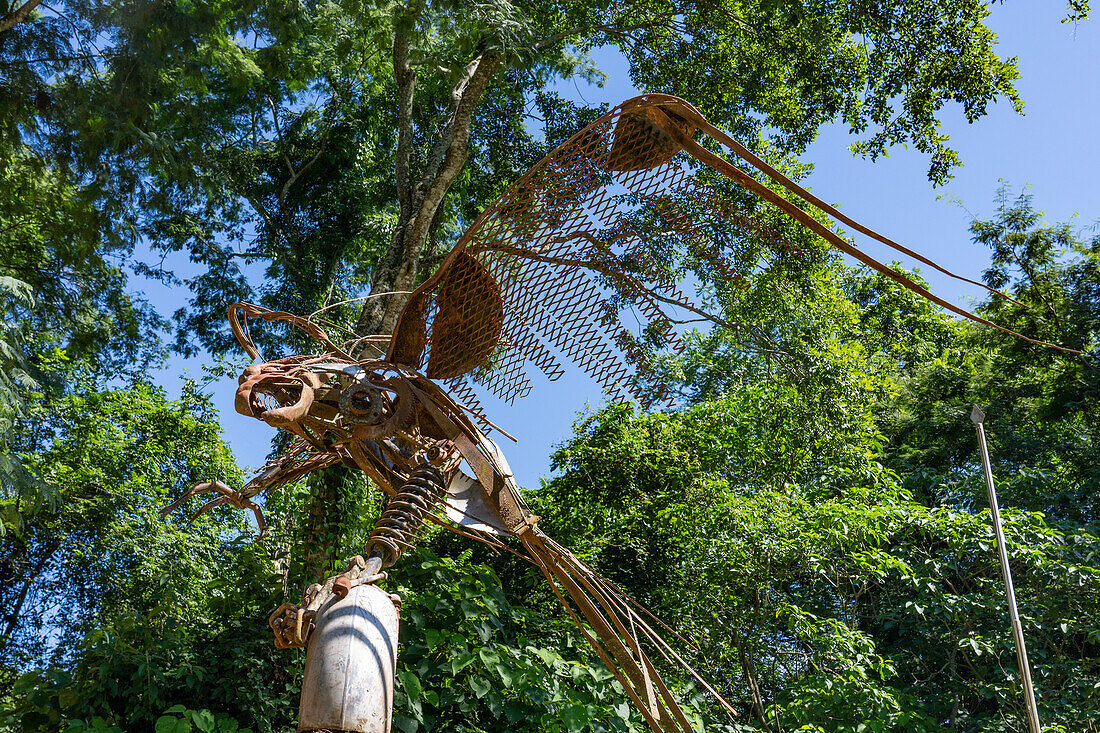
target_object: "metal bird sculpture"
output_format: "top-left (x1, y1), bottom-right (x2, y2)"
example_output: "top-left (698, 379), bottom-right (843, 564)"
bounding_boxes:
top-left (163, 94), bottom-right (1075, 732)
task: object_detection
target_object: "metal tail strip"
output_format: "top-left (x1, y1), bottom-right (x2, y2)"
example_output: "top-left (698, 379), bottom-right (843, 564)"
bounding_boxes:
top-left (522, 529), bottom-right (738, 732)
top-left (539, 536), bottom-right (740, 720)
top-left (686, 108), bottom-right (1028, 307)
top-left (523, 537), bottom-right (682, 733)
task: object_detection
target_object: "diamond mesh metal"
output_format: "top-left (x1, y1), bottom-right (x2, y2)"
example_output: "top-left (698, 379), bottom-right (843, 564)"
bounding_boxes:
top-left (383, 93), bottom-right (1068, 407)
top-left (386, 95), bottom-right (787, 405)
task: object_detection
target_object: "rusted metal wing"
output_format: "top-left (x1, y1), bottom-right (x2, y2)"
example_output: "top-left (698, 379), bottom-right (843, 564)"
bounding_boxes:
top-left (384, 94), bottom-right (1076, 409)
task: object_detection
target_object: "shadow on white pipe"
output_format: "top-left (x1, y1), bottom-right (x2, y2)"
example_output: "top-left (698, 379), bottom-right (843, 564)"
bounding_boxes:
top-left (298, 583), bottom-right (401, 733)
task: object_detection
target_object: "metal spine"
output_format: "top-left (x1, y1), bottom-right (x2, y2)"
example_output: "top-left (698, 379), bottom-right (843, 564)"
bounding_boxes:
top-left (366, 465), bottom-right (446, 568)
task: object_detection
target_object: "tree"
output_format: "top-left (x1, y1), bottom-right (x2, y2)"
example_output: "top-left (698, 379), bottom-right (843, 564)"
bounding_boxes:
top-left (882, 187), bottom-right (1100, 522)
top-left (2, 0), bottom-right (1059, 352)
top-left (0, 146), bottom-right (165, 498)
top-left (0, 379), bottom-right (242, 668)
top-left (529, 197), bottom-right (1099, 727)
top-left (0, 380), bottom-right (683, 733)
top-left (531, 390), bottom-right (1099, 731)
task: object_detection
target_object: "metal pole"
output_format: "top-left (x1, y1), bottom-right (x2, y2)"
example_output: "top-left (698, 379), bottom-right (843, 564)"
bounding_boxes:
top-left (298, 583), bottom-right (400, 733)
top-left (970, 405), bottom-right (1042, 733)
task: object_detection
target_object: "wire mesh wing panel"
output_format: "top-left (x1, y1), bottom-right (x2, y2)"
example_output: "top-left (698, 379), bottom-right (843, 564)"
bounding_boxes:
top-left (388, 95), bottom-right (772, 405)
top-left (384, 93), bottom-right (1073, 406)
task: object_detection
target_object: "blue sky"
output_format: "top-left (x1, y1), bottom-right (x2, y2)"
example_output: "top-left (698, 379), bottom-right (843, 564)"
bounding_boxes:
top-left (152, 4), bottom-right (1098, 492)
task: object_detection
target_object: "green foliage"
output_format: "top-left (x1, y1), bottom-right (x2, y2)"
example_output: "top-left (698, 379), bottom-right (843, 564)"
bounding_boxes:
top-left (0, 144), bottom-right (165, 501)
top-left (2, 0), bottom-right (1098, 727)
top-left (618, 0), bottom-right (1022, 184)
top-left (1, 380), bottom-right (303, 732)
top-left (388, 551), bottom-right (649, 732)
top-left (7, 187), bottom-right (1097, 731)
top-left (882, 187), bottom-right (1099, 521)
top-left (528, 190), bottom-right (1099, 729)
top-left (1, 380), bottom-right (251, 673)
top-left (0, 272), bottom-right (41, 501)
top-left (534, 393), bottom-right (1099, 731)
top-left (52, 705), bottom-right (253, 733)
top-left (149, 706), bottom-right (253, 733)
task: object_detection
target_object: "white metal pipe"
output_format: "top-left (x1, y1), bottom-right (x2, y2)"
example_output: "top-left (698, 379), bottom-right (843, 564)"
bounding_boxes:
top-left (971, 405), bottom-right (1041, 733)
top-left (298, 582), bottom-right (401, 733)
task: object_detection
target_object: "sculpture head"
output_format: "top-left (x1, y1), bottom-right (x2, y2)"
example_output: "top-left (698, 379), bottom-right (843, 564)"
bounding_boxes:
top-left (226, 303), bottom-right (425, 450)
top-left (233, 356), bottom-right (420, 450)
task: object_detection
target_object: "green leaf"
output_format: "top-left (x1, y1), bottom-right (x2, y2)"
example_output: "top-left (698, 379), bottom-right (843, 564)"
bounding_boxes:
top-left (494, 663), bottom-right (514, 688)
top-left (393, 714), bottom-right (418, 733)
top-left (154, 717), bottom-right (189, 733)
top-left (469, 676), bottom-right (491, 698)
top-left (451, 653), bottom-right (476, 675)
top-left (504, 700), bottom-right (527, 723)
top-left (562, 704), bottom-right (589, 732)
top-left (189, 710), bottom-right (215, 733)
top-left (531, 647), bottom-right (558, 668)
top-left (400, 670), bottom-right (423, 704)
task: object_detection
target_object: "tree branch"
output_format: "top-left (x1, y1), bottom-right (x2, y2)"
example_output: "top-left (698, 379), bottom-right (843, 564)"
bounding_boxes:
top-left (359, 49), bottom-right (501, 336)
top-left (408, 53), bottom-right (499, 255)
top-left (278, 120), bottom-right (329, 205)
top-left (411, 51), bottom-right (500, 223)
top-left (0, 52), bottom-right (105, 65)
top-left (268, 93), bottom-right (341, 206)
top-left (2, 543), bottom-right (56, 641)
top-left (393, 22), bottom-right (416, 218)
top-left (417, 49), bottom-right (500, 201)
top-left (407, 59), bottom-right (452, 74)
top-left (240, 190), bottom-right (292, 247)
top-left (266, 95), bottom-right (296, 180)
top-left (532, 18), bottom-right (673, 51)
top-left (0, 216), bottom-right (32, 234)
top-left (0, 0), bottom-right (43, 33)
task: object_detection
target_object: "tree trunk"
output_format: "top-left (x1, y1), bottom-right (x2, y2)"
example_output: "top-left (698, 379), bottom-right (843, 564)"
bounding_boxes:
top-left (355, 41), bottom-right (501, 340)
top-left (0, 0), bottom-right (44, 33)
top-left (300, 465), bottom-right (351, 583)
top-left (738, 642), bottom-right (771, 731)
top-left (1, 541), bottom-right (56, 642)
top-left (355, 220), bottom-right (416, 343)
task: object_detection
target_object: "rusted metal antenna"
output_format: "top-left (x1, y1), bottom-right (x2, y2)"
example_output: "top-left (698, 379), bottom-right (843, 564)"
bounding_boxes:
top-left (970, 405), bottom-right (1042, 733)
